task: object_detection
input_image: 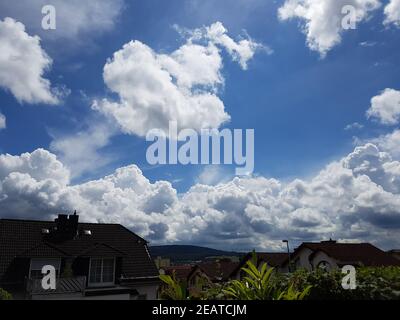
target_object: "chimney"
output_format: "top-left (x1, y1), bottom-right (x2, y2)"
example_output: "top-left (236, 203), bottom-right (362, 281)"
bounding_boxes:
top-left (54, 212), bottom-right (79, 240)
top-left (321, 238), bottom-right (337, 244)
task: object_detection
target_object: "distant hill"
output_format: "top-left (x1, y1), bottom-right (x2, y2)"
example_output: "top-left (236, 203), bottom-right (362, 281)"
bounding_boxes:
top-left (149, 245), bottom-right (244, 263)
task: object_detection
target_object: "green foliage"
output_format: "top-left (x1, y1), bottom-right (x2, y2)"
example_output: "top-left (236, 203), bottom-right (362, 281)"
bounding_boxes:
top-left (279, 266), bottom-right (400, 300)
top-left (159, 263), bottom-right (400, 301)
top-left (277, 283), bottom-right (312, 300)
top-left (61, 264), bottom-right (74, 278)
top-left (0, 288), bottom-right (12, 300)
top-left (354, 267), bottom-right (400, 300)
top-left (159, 274), bottom-right (188, 300)
top-left (223, 260), bottom-right (311, 300)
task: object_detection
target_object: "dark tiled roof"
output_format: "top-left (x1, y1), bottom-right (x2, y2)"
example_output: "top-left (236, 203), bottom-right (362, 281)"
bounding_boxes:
top-left (163, 265), bottom-right (193, 282)
top-left (77, 243), bottom-right (127, 258)
top-left (257, 253), bottom-right (288, 267)
top-left (197, 261), bottom-right (239, 281)
top-left (17, 242), bottom-right (69, 258)
top-left (230, 252), bottom-right (288, 278)
top-left (298, 242), bottom-right (400, 267)
top-left (0, 218), bottom-right (159, 283)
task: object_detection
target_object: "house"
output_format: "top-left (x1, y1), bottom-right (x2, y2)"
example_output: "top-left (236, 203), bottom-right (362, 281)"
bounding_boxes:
top-left (230, 252), bottom-right (289, 280)
top-left (154, 256), bottom-right (171, 269)
top-left (0, 213), bottom-right (160, 300)
top-left (158, 265), bottom-right (193, 298)
top-left (161, 259), bottom-right (239, 289)
top-left (189, 259), bottom-right (239, 286)
top-left (284, 240), bottom-right (400, 272)
top-left (388, 250), bottom-right (400, 261)
top-left (160, 265), bottom-right (194, 284)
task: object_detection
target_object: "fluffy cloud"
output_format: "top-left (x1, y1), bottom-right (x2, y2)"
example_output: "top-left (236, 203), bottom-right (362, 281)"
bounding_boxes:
top-left (278, 0), bottom-right (381, 57)
top-left (0, 149), bottom-right (70, 219)
top-left (0, 148), bottom-right (178, 239)
top-left (370, 129), bottom-right (400, 159)
top-left (0, 0), bottom-right (125, 40)
top-left (0, 18), bottom-right (61, 104)
top-left (1, 142), bottom-right (400, 250)
top-left (384, 0), bottom-right (400, 27)
top-left (92, 22), bottom-right (262, 137)
top-left (367, 88), bottom-right (400, 125)
top-left (185, 21), bottom-right (268, 70)
top-left (0, 113), bottom-right (5, 130)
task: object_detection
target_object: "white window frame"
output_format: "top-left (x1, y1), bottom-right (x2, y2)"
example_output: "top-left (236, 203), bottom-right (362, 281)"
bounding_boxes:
top-left (29, 258), bottom-right (61, 279)
top-left (88, 257), bottom-right (116, 287)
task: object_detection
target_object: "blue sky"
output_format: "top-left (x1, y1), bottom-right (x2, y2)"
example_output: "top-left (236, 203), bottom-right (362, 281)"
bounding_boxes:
top-left (0, 0), bottom-right (400, 251)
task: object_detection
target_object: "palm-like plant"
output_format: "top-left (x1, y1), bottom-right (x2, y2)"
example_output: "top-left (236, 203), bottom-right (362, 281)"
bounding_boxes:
top-left (0, 288), bottom-right (12, 300)
top-left (159, 274), bottom-right (188, 300)
top-left (223, 259), bottom-right (311, 300)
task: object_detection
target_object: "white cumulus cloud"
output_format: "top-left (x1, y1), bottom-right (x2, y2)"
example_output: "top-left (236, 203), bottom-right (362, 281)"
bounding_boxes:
top-left (384, 0), bottom-right (400, 27)
top-left (0, 18), bottom-right (61, 104)
top-left (186, 21), bottom-right (268, 70)
top-left (92, 22), bottom-right (263, 137)
top-left (278, 0), bottom-right (381, 57)
top-left (370, 129), bottom-right (400, 159)
top-left (367, 88), bottom-right (400, 125)
top-left (1, 142), bottom-right (400, 250)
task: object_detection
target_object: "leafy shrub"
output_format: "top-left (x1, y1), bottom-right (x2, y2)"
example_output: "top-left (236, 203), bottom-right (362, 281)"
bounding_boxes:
top-left (277, 267), bottom-right (400, 300)
top-left (223, 260), bottom-right (311, 300)
top-left (159, 258), bottom-right (311, 301)
top-left (159, 274), bottom-right (188, 300)
top-left (0, 288), bottom-right (12, 300)
top-left (159, 262), bottom-right (399, 300)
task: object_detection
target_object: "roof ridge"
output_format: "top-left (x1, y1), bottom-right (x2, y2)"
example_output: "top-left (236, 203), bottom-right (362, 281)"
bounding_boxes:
top-left (0, 218), bottom-right (126, 226)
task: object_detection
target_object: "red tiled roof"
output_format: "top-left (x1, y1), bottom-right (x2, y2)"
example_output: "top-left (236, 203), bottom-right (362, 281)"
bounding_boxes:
top-left (197, 261), bottom-right (239, 281)
top-left (298, 242), bottom-right (400, 267)
top-left (230, 252), bottom-right (288, 278)
top-left (163, 265), bottom-right (193, 281)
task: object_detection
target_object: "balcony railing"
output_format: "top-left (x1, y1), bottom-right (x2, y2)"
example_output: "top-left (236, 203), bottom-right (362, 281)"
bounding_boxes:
top-left (26, 277), bottom-right (86, 296)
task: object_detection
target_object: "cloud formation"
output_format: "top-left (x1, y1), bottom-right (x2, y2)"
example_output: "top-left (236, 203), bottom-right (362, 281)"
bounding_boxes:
top-left (50, 120), bottom-right (117, 179)
top-left (92, 22), bottom-right (262, 137)
top-left (185, 21), bottom-right (268, 70)
top-left (345, 122), bottom-right (364, 131)
top-left (0, 18), bottom-right (60, 104)
top-left (367, 88), bottom-right (400, 125)
top-left (0, 0), bottom-right (125, 40)
top-left (370, 129), bottom-right (400, 159)
top-left (1, 142), bottom-right (399, 250)
top-left (384, 0), bottom-right (400, 27)
top-left (0, 113), bottom-right (5, 130)
top-left (278, 0), bottom-right (381, 57)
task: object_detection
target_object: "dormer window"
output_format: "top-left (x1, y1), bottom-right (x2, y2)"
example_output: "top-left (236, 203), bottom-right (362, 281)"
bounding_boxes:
top-left (89, 258), bottom-right (115, 287)
top-left (29, 258), bottom-right (61, 279)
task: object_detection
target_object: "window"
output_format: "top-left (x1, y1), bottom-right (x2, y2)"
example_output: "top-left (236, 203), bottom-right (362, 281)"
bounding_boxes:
top-left (29, 259), bottom-right (61, 279)
top-left (89, 258), bottom-right (115, 286)
top-left (317, 260), bottom-right (332, 272)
